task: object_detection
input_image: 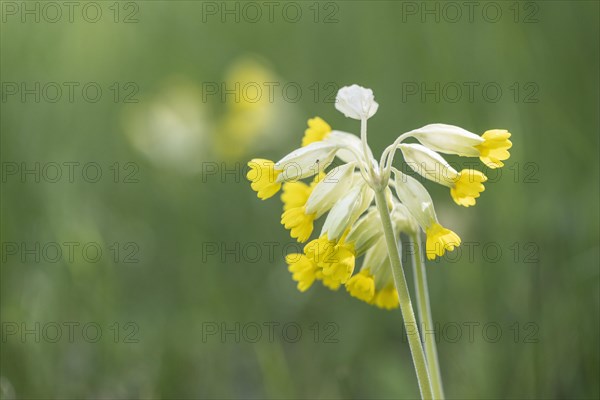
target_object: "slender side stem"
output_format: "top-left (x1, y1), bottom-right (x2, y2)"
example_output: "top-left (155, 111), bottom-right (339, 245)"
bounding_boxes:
top-left (380, 130), bottom-right (415, 180)
top-left (339, 144), bottom-right (371, 185)
top-left (410, 233), bottom-right (445, 399)
top-left (374, 188), bottom-right (433, 400)
top-left (360, 119), bottom-right (373, 176)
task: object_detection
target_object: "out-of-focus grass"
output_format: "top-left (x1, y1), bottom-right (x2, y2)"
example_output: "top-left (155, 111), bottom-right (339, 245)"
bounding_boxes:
top-left (1, 1), bottom-right (598, 399)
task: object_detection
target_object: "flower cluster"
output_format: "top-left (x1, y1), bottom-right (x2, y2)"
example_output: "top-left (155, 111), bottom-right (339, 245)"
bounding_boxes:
top-left (247, 85), bottom-right (512, 309)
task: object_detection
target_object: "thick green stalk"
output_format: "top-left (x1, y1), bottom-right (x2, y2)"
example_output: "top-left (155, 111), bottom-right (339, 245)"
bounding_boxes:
top-left (410, 233), bottom-right (445, 399)
top-left (374, 188), bottom-right (433, 400)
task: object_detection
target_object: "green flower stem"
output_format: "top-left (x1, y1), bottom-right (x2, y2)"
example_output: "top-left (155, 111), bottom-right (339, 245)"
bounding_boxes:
top-left (410, 233), bottom-right (445, 399)
top-left (374, 188), bottom-right (433, 400)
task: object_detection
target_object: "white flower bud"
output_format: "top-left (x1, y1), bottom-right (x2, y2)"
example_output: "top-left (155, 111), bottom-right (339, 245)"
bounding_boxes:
top-left (335, 85), bottom-right (379, 120)
top-left (399, 143), bottom-right (458, 186)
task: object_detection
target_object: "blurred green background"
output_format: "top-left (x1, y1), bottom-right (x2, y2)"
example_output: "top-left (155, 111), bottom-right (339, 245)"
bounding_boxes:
top-left (1, 1), bottom-right (599, 399)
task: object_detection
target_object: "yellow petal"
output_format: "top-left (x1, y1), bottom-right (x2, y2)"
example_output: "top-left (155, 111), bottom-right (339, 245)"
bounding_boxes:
top-left (346, 269), bottom-right (375, 302)
top-left (450, 169), bottom-right (487, 207)
top-left (425, 223), bottom-right (461, 260)
top-left (247, 159), bottom-right (281, 199)
top-left (476, 130), bottom-right (512, 169)
top-left (302, 117), bottom-right (332, 147)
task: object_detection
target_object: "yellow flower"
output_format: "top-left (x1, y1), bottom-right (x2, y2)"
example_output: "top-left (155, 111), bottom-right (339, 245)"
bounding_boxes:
top-left (304, 235), bottom-right (355, 285)
top-left (289, 236), bottom-right (343, 291)
top-left (280, 174), bottom-right (324, 242)
top-left (316, 269), bottom-right (342, 291)
top-left (304, 235), bottom-right (335, 264)
top-left (346, 268), bottom-right (375, 302)
top-left (425, 223), bottom-right (461, 260)
top-left (371, 284), bottom-right (399, 310)
top-left (247, 159), bottom-right (281, 199)
top-left (281, 181), bottom-right (311, 211)
top-left (320, 240), bottom-right (355, 285)
top-left (476, 129), bottom-right (512, 169)
top-left (450, 169), bottom-right (487, 207)
top-left (248, 85), bottom-right (512, 317)
top-left (281, 207), bottom-right (316, 243)
top-left (285, 254), bottom-right (318, 292)
top-left (285, 249), bottom-right (343, 292)
top-left (302, 117), bottom-right (332, 147)
top-left (281, 172), bottom-right (325, 210)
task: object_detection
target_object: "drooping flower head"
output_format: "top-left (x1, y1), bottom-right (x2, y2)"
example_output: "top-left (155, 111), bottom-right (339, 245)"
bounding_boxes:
top-left (248, 84), bottom-right (511, 308)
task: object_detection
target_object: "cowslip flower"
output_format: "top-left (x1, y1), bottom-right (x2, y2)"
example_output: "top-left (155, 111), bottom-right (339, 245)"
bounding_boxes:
top-left (408, 124), bottom-right (512, 168)
top-left (399, 143), bottom-right (488, 207)
top-left (247, 84), bottom-right (512, 399)
top-left (247, 84), bottom-right (511, 302)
